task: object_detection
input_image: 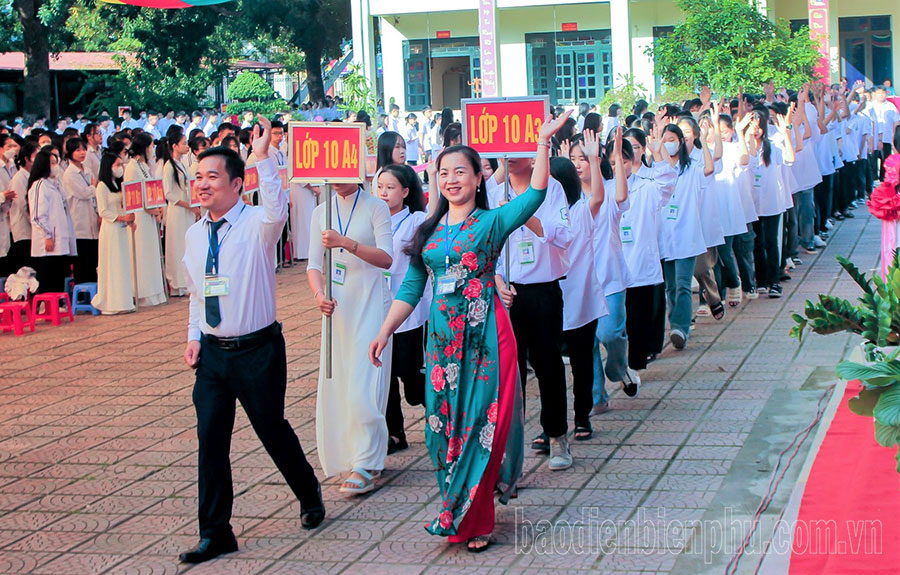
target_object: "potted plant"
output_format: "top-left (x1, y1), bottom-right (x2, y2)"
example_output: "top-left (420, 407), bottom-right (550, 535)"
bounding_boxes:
top-left (790, 254), bottom-right (900, 473)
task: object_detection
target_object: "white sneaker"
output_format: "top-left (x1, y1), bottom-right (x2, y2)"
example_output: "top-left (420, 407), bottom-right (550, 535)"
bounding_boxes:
top-left (814, 235), bottom-right (826, 248)
top-left (691, 277), bottom-right (700, 293)
top-left (825, 219), bottom-right (835, 231)
top-left (786, 258), bottom-right (795, 270)
top-left (622, 368), bottom-right (640, 397)
top-left (696, 304), bottom-right (711, 317)
top-left (548, 435), bottom-right (573, 470)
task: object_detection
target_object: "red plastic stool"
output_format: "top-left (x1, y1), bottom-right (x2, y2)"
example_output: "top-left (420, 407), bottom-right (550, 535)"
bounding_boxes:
top-left (0, 302), bottom-right (35, 336)
top-left (31, 293), bottom-right (74, 326)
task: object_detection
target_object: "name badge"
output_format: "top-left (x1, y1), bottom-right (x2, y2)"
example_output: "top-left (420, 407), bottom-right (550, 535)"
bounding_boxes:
top-left (621, 226), bottom-right (634, 243)
top-left (437, 275), bottom-right (456, 295)
top-left (383, 271), bottom-right (392, 289)
top-left (203, 275), bottom-right (229, 297)
top-left (666, 205), bottom-right (679, 220)
top-left (518, 240), bottom-right (535, 265)
top-left (753, 172), bottom-right (763, 189)
top-left (333, 258), bottom-right (347, 286)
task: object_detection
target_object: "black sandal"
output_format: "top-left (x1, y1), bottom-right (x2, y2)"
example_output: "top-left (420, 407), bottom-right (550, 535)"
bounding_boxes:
top-left (531, 433), bottom-right (549, 452)
top-left (387, 435), bottom-right (408, 455)
top-left (574, 423), bottom-right (593, 441)
top-left (466, 535), bottom-right (492, 553)
top-left (710, 302), bottom-right (725, 321)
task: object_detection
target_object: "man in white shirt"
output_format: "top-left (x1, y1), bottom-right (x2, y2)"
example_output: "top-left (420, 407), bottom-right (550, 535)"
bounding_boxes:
top-left (187, 111), bottom-right (204, 137)
top-left (203, 112), bottom-right (220, 137)
top-left (120, 109), bottom-right (142, 131)
top-left (403, 114), bottom-right (420, 165)
top-left (179, 115), bottom-right (324, 565)
top-left (98, 116), bottom-right (115, 148)
top-left (240, 110), bottom-right (254, 130)
top-left (144, 112), bottom-right (163, 139)
top-left (82, 123), bottom-right (104, 181)
top-left (873, 86), bottom-right (900, 179)
top-left (491, 159), bottom-right (574, 471)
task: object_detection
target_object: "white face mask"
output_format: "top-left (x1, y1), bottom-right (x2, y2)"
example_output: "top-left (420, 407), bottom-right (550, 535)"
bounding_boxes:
top-left (112, 166), bottom-right (124, 179)
top-left (663, 141), bottom-right (680, 156)
top-left (50, 165), bottom-right (62, 179)
top-left (3, 148), bottom-right (16, 161)
top-left (691, 111), bottom-right (701, 121)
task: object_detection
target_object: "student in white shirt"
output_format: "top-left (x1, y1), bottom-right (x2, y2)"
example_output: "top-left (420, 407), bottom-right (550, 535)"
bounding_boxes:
top-left (83, 123), bottom-right (104, 181)
top-left (659, 123), bottom-right (710, 349)
top-left (187, 111), bottom-right (204, 136)
top-left (555, 130), bottom-right (609, 440)
top-left (621, 126), bottom-right (678, 366)
top-left (6, 141), bottom-right (38, 275)
top-left (375, 131), bottom-right (406, 171)
top-left (0, 134), bottom-right (19, 275)
top-left (162, 129), bottom-right (198, 297)
top-left (420, 106), bottom-right (435, 163)
top-left (812, 85), bottom-right (839, 236)
top-left (180, 117), bottom-right (325, 564)
top-left (28, 147), bottom-right (76, 293)
top-left (789, 86), bottom-right (824, 255)
top-left (873, 86), bottom-right (900, 178)
top-left (745, 107), bottom-right (796, 298)
top-left (404, 114), bottom-right (421, 166)
top-left (61, 138), bottom-right (99, 284)
top-left (376, 164), bottom-right (431, 454)
top-left (491, 150), bottom-right (574, 470)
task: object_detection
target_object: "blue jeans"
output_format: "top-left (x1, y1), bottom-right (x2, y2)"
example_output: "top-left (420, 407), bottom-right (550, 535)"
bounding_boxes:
top-left (795, 189), bottom-right (816, 249)
top-left (592, 290), bottom-right (627, 406)
top-left (663, 256), bottom-right (697, 340)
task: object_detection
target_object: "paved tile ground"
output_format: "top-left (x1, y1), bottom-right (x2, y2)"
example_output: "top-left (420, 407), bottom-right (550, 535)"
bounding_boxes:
top-left (0, 209), bottom-right (879, 574)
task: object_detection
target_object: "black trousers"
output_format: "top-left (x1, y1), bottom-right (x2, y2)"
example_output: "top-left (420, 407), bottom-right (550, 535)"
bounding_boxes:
top-left (509, 279), bottom-right (567, 438)
top-left (625, 283), bottom-right (666, 370)
top-left (882, 143), bottom-right (893, 180)
top-left (193, 324), bottom-right (320, 539)
top-left (814, 174), bottom-right (833, 234)
top-left (856, 157), bottom-right (869, 200)
top-left (563, 318), bottom-right (597, 426)
top-left (754, 215), bottom-right (781, 288)
top-left (836, 162), bottom-right (858, 214)
top-left (385, 326), bottom-right (426, 439)
top-left (74, 239), bottom-right (98, 284)
top-left (33, 255), bottom-right (70, 294)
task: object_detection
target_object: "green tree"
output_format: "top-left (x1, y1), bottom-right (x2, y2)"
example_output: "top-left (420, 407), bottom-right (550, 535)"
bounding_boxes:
top-left (240, 0), bottom-right (350, 105)
top-left (227, 71), bottom-right (275, 101)
top-left (648, 0), bottom-right (821, 96)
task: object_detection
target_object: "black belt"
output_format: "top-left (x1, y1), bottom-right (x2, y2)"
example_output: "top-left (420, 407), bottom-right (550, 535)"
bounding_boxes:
top-left (510, 276), bottom-right (565, 287)
top-left (202, 322), bottom-right (281, 351)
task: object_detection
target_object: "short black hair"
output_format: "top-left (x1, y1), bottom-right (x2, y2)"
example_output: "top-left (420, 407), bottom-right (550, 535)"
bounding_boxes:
top-left (198, 146), bottom-right (245, 183)
top-left (270, 120), bottom-right (285, 131)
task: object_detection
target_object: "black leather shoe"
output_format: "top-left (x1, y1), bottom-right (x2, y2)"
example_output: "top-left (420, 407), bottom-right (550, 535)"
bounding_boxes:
top-left (301, 483), bottom-right (326, 530)
top-left (178, 535), bottom-right (238, 563)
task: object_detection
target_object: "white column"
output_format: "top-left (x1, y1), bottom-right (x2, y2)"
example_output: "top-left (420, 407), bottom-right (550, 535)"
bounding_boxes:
top-left (351, 0), bottom-right (377, 88)
top-left (610, 0), bottom-right (632, 86)
top-left (380, 20), bottom-right (407, 113)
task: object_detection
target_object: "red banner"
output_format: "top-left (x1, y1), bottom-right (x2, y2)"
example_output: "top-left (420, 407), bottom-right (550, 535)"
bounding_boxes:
top-left (461, 97), bottom-right (550, 158)
top-left (244, 166), bottom-right (259, 193)
top-left (288, 122), bottom-right (366, 184)
top-left (144, 178), bottom-right (166, 209)
top-left (123, 181), bottom-right (144, 214)
top-left (808, 0), bottom-right (829, 82)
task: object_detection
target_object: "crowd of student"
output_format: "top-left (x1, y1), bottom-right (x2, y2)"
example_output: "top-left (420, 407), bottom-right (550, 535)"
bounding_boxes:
top-left (0, 110), bottom-right (318, 314)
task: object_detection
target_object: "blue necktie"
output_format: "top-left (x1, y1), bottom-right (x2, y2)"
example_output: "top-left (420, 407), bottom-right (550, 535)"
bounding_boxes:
top-left (205, 219), bottom-right (227, 328)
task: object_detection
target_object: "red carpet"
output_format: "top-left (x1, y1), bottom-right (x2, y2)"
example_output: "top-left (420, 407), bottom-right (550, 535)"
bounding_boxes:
top-left (789, 382), bottom-right (900, 573)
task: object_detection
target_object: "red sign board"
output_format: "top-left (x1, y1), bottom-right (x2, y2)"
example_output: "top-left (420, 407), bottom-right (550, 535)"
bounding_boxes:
top-left (461, 97), bottom-right (550, 158)
top-left (436, 30), bottom-right (451, 39)
top-left (244, 166), bottom-right (259, 193)
top-left (144, 178), bottom-right (166, 209)
top-left (123, 181), bottom-right (144, 214)
top-left (288, 122), bottom-right (366, 184)
top-left (808, 0), bottom-right (829, 81)
top-left (562, 22), bottom-right (578, 32)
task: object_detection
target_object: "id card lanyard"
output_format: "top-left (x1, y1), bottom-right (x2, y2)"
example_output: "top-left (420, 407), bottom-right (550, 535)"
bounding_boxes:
top-left (335, 189), bottom-right (361, 253)
top-left (207, 203), bottom-right (246, 275)
top-left (443, 208), bottom-right (478, 271)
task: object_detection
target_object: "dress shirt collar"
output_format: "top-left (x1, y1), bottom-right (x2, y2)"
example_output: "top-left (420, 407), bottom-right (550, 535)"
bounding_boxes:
top-left (390, 206), bottom-right (410, 225)
top-left (202, 196), bottom-right (244, 227)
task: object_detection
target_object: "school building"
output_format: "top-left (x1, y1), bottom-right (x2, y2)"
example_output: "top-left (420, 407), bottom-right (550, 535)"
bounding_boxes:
top-left (350, 0), bottom-right (898, 111)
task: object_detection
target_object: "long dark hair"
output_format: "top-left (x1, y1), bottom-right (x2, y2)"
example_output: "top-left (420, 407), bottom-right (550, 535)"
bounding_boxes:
top-left (749, 109), bottom-right (772, 167)
top-left (129, 132), bottom-right (154, 163)
top-left (662, 124), bottom-right (691, 174)
top-left (600, 138), bottom-right (635, 180)
top-left (443, 123), bottom-right (462, 148)
top-left (377, 164), bottom-right (426, 213)
top-left (16, 139), bottom-right (40, 171)
top-left (405, 145), bottom-right (489, 264)
top-left (439, 107), bottom-right (454, 141)
top-left (676, 116), bottom-right (702, 150)
top-left (99, 152), bottom-right (122, 193)
top-left (550, 156), bottom-right (582, 207)
top-left (27, 148), bottom-right (55, 191)
top-left (376, 131), bottom-right (404, 170)
top-left (623, 127), bottom-right (649, 167)
top-left (583, 113), bottom-right (601, 134)
top-left (161, 129), bottom-right (186, 186)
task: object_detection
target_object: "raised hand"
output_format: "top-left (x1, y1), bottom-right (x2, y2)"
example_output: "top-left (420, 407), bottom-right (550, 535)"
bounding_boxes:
top-left (581, 129), bottom-right (600, 159)
top-left (613, 126), bottom-right (624, 160)
top-left (538, 109), bottom-right (574, 142)
top-left (254, 114), bottom-right (272, 156)
top-left (700, 86), bottom-right (712, 106)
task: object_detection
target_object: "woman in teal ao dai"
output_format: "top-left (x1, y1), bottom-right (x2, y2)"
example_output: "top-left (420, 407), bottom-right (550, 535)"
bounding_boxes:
top-left (369, 111), bottom-right (573, 551)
